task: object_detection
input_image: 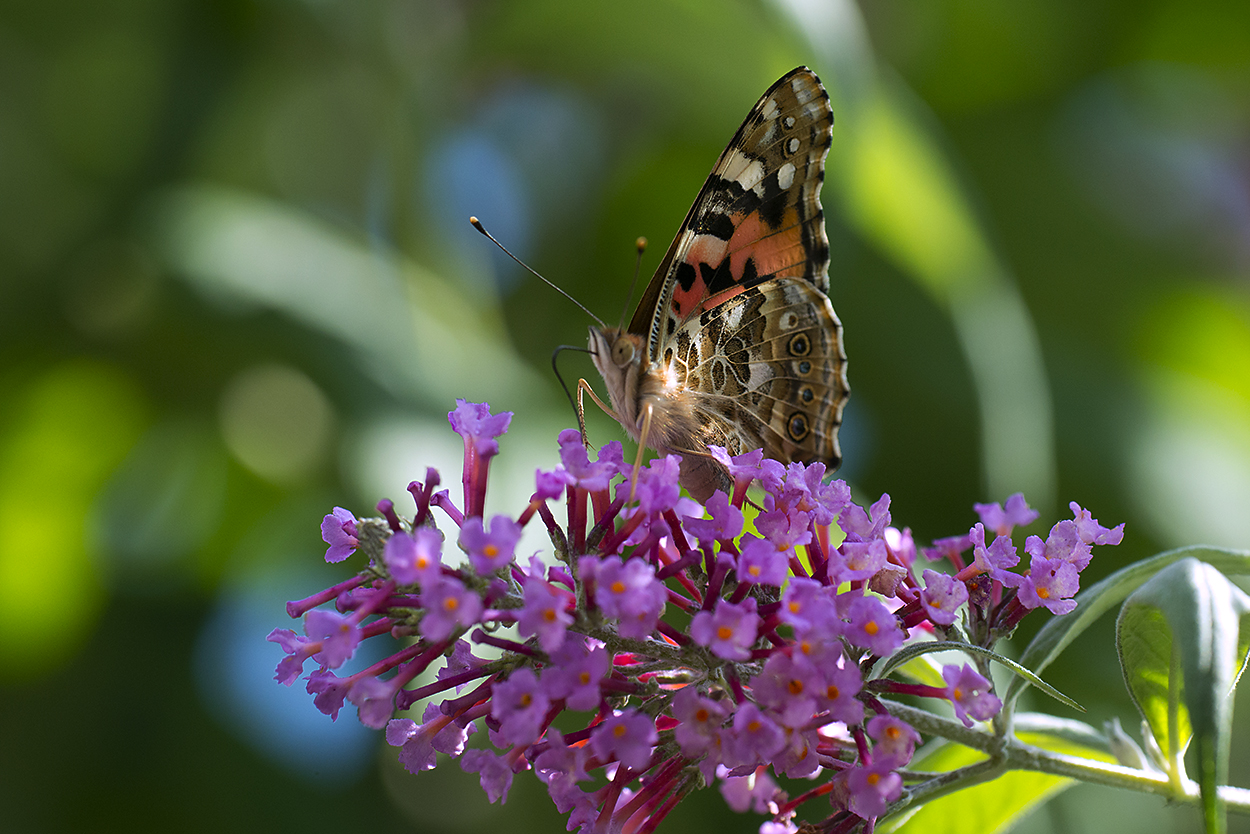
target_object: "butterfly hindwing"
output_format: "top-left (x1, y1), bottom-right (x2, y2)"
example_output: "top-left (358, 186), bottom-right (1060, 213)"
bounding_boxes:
top-left (665, 277), bottom-right (846, 469)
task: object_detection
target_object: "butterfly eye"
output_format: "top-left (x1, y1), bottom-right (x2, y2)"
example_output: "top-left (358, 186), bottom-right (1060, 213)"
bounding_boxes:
top-left (612, 340), bottom-right (636, 367)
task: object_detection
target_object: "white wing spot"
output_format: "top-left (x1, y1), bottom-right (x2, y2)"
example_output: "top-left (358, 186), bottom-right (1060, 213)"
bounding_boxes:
top-left (787, 138), bottom-right (800, 154)
top-left (735, 158), bottom-right (765, 189)
top-left (761, 98), bottom-right (779, 120)
top-left (784, 115), bottom-right (796, 128)
top-left (777, 162), bottom-right (796, 190)
top-left (723, 300), bottom-right (745, 331)
top-left (747, 362), bottom-right (775, 391)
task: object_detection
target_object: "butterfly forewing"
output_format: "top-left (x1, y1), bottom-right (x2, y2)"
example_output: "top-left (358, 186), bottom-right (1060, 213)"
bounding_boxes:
top-left (589, 66), bottom-right (847, 502)
top-left (630, 68), bottom-right (835, 359)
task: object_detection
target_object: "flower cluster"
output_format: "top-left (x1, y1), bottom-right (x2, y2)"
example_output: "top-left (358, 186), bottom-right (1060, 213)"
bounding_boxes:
top-left (270, 400), bottom-right (1124, 833)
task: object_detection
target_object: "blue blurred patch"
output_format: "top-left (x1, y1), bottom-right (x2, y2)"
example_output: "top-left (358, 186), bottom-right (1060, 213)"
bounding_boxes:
top-left (194, 572), bottom-right (385, 783)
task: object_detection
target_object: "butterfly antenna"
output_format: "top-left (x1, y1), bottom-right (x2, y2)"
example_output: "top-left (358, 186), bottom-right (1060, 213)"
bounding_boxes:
top-left (550, 344), bottom-right (591, 415)
top-left (616, 236), bottom-right (648, 332)
top-left (469, 216), bottom-right (607, 328)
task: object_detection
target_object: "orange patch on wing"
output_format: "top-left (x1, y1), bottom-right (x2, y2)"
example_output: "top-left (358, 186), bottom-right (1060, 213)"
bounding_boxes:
top-left (671, 233), bottom-right (730, 317)
top-left (728, 207), bottom-right (803, 281)
top-left (699, 285), bottom-right (747, 314)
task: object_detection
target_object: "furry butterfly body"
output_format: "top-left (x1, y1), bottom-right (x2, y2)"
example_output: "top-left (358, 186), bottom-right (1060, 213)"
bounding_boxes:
top-left (587, 67), bottom-right (848, 502)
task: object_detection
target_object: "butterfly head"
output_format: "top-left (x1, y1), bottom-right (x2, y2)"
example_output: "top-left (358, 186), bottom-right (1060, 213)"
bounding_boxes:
top-left (588, 325), bottom-right (649, 437)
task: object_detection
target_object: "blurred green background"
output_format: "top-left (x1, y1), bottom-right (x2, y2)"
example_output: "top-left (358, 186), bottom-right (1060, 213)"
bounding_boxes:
top-left (2, 0), bottom-right (1248, 832)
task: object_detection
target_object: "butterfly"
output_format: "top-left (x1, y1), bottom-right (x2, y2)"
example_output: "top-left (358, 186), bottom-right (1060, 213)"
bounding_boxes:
top-left (580, 66), bottom-right (849, 502)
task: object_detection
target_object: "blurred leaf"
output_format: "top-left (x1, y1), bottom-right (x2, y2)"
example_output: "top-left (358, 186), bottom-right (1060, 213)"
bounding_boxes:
top-left (1117, 558), bottom-right (1250, 831)
top-left (876, 641), bottom-right (1081, 712)
top-left (92, 418), bottom-right (228, 589)
top-left (146, 185), bottom-right (545, 407)
top-left (1007, 546), bottom-right (1250, 710)
top-left (0, 361), bottom-right (147, 677)
top-left (1138, 290), bottom-right (1250, 408)
top-left (881, 728), bottom-right (1114, 834)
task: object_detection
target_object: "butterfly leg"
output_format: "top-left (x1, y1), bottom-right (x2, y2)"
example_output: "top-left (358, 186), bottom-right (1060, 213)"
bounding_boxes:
top-left (628, 402), bottom-right (654, 503)
top-left (576, 378), bottom-right (621, 449)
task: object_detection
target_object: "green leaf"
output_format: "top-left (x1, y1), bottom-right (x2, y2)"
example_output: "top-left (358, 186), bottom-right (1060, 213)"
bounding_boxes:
top-left (880, 726), bottom-right (1114, 834)
top-left (876, 641), bottom-right (1082, 711)
top-left (1006, 546), bottom-right (1250, 710)
top-left (1116, 558), bottom-right (1250, 833)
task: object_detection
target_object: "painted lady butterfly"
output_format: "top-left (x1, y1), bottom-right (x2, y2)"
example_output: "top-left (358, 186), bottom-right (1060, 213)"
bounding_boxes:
top-left (582, 67), bottom-right (849, 502)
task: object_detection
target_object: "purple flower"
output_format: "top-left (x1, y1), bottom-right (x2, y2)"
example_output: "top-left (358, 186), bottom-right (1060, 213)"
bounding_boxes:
top-left (347, 674), bottom-right (405, 729)
top-left (943, 663), bottom-right (1001, 727)
top-left (535, 467), bottom-right (575, 500)
top-left (774, 725), bottom-right (822, 778)
top-left (541, 637), bottom-right (609, 711)
top-left (384, 527), bottom-right (442, 586)
top-left (737, 534), bottom-right (791, 587)
top-left (720, 768), bottom-right (779, 813)
top-left (1025, 520), bottom-right (1093, 572)
top-left (690, 597), bottom-right (760, 661)
top-left (726, 701), bottom-right (786, 766)
top-left (682, 490), bottom-right (744, 543)
top-left (708, 446), bottom-right (785, 496)
top-left (839, 494), bottom-right (891, 541)
top-left (590, 709), bottom-right (658, 770)
top-left (974, 493), bottom-right (1038, 537)
top-left (321, 507), bottom-right (359, 563)
top-left (438, 639), bottom-right (485, 686)
top-left (842, 594), bottom-right (903, 656)
top-left (924, 532), bottom-right (972, 563)
top-left (838, 538), bottom-right (888, 583)
top-left (1014, 556), bottom-right (1080, 614)
top-left (304, 608), bottom-right (361, 668)
top-left (1070, 502), bottom-right (1124, 546)
top-left (919, 570), bottom-right (969, 626)
top-left (518, 558), bottom-right (573, 652)
top-left (624, 454), bottom-right (682, 516)
top-left (818, 657), bottom-right (864, 725)
top-left (774, 462), bottom-right (850, 526)
top-left (757, 507), bottom-right (813, 550)
top-left (672, 685), bottom-right (729, 757)
top-left (305, 668), bottom-right (350, 720)
top-left (449, 399), bottom-right (512, 457)
top-left (588, 555), bottom-right (666, 640)
top-left (492, 667), bottom-right (551, 747)
top-left (459, 514), bottom-right (522, 574)
top-left (418, 575), bottom-right (483, 641)
top-left (387, 717), bottom-right (436, 772)
top-left (461, 749), bottom-right (514, 803)
top-left (752, 652), bottom-right (821, 727)
top-left (867, 714), bottom-right (919, 767)
top-left (267, 628), bottom-right (316, 685)
top-left (557, 429), bottom-right (619, 492)
top-left (779, 578), bottom-right (839, 637)
top-left (970, 522), bottom-right (1020, 582)
top-left (843, 761), bottom-right (902, 819)
top-left (534, 729), bottom-right (590, 811)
